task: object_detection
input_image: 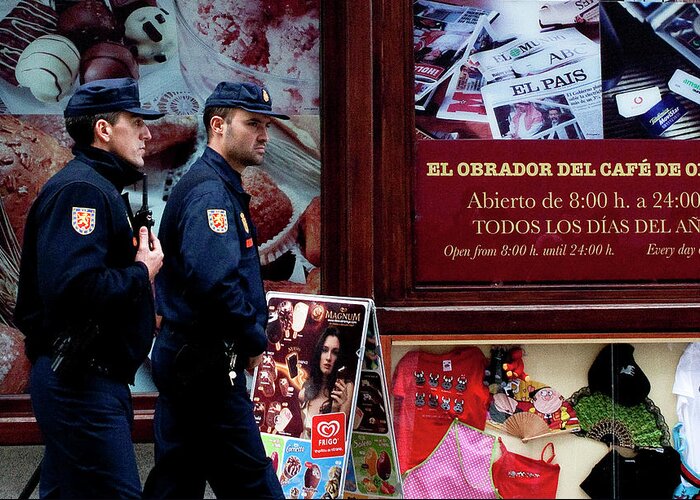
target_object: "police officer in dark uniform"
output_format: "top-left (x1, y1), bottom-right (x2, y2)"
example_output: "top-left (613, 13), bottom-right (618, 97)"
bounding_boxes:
top-left (142, 82), bottom-right (286, 499)
top-left (14, 77), bottom-right (165, 498)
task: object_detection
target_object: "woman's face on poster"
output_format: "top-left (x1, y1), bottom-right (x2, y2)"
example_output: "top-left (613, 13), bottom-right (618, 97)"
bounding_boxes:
top-left (320, 335), bottom-right (340, 376)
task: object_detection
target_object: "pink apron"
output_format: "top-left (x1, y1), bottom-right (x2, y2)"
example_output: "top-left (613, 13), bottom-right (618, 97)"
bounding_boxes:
top-left (402, 419), bottom-right (498, 499)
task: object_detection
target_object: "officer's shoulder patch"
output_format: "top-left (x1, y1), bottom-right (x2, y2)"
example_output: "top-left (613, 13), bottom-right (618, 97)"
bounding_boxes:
top-left (207, 209), bottom-right (228, 233)
top-left (71, 207), bottom-right (96, 235)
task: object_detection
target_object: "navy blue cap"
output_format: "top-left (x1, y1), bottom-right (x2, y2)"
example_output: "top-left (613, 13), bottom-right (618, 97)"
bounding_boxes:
top-left (64, 77), bottom-right (164, 119)
top-left (204, 81), bottom-right (290, 120)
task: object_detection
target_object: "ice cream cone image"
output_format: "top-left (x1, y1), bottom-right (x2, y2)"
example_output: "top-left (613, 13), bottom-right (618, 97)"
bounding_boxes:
top-left (280, 455), bottom-right (302, 484)
top-left (289, 487), bottom-right (300, 499)
top-left (323, 465), bottom-right (342, 499)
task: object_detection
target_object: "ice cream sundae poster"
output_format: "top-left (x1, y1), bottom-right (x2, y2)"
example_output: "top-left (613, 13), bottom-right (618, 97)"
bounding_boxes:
top-left (253, 292), bottom-right (402, 498)
top-left (0, 0), bottom-right (321, 396)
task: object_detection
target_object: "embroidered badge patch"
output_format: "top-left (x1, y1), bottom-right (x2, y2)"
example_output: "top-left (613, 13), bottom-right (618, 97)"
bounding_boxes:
top-left (207, 209), bottom-right (228, 233)
top-left (71, 207), bottom-right (96, 235)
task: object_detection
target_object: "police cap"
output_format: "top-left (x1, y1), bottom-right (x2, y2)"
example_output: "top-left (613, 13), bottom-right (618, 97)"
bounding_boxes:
top-left (64, 77), bottom-right (164, 119)
top-left (204, 81), bottom-right (290, 120)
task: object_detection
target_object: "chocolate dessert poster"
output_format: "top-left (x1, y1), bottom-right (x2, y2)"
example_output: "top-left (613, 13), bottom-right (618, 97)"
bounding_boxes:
top-left (0, 0), bottom-right (321, 395)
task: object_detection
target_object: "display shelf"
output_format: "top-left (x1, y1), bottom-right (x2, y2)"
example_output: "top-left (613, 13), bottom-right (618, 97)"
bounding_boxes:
top-left (385, 336), bottom-right (695, 499)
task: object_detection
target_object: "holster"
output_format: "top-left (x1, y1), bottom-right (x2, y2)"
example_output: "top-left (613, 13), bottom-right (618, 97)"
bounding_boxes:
top-left (173, 339), bottom-right (237, 392)
top-left (50, 320), bottom-right (101, 381)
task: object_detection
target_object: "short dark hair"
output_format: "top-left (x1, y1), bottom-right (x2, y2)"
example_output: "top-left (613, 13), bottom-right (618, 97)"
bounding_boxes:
top-left (203, 106), bottom-right (238, 138)
top-left (65, 111), bottom-right (122, 146)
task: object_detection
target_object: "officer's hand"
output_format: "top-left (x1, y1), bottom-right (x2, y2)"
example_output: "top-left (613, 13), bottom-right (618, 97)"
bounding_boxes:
top-left (135, 226), bottom-right (164, 281)
top-left (247, 354), bottom-right (263, 371)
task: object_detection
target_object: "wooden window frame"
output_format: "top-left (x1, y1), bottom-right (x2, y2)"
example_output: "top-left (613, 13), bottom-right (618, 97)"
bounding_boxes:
top-left (3, 0), bottom-right (700, 446)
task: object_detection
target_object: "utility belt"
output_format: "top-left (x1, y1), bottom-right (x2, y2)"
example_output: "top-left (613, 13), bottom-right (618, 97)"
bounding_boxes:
top-left (163, 320), bottom-right (242, 391)
top-left (49, 321), bottom-right (127, 384)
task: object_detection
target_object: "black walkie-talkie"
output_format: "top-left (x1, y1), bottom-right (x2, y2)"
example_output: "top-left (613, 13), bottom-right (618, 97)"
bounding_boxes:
top-left (133, 174), bottom-right (154, 249)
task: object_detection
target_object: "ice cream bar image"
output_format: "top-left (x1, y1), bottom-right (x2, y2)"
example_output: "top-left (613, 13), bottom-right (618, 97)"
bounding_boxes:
top-left (336, 366), bottom-right (349, 381)
top-left (266, 307), bottom-right (283, 349)
top-left (253, 402), bottom-right (266, 427)
top-left (278, 377), bottom-right (291, 396)
top-left (261, 354), bottom-right (276, 375)
top-left (278, 300), bottom-right (293, 338)
top-left (280, 455), bottom-right (302, 484)
top-left (303, 462), bottom-right (321, 498)
top-left (274, 407), bottom-right (293, 433)
top-left (377, 451), bottom-right (392, 481)
top-left (353, 407), bottom-right (364, 430)
top-left (286, 352), bottom-right (299, 379)
top-left (265, 402), bottom-right (281, 432)
top-left (291, 302), bottom-right (309, 337)
top-left (259, 370), bottom-right (276, 398)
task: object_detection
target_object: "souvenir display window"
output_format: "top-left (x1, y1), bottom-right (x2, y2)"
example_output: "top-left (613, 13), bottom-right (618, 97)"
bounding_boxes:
top-left (387, 338), bottom-right (693, 499)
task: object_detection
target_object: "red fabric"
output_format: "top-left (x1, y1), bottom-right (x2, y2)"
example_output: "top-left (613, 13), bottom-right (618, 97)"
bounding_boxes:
top-left (492, 438), bottom-right (560, 499)
top-left (392, 347), bottom-right (490, 473)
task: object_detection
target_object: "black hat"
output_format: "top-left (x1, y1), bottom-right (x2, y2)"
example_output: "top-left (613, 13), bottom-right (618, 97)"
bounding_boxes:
top-left (64, 78), bottom-right (164, 119)
top-left (204, 81), bottom-right (290, 120)
top-left (588, 343), bottom-right (651, 407)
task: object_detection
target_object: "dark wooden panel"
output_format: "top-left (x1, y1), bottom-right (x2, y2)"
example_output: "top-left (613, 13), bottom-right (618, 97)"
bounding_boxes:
top-left (327, 0), bottom-right (700, 333)
top-left (321, 0), bottom-right (375, 298)
top-left (0, 393), bottom-right (156, 445)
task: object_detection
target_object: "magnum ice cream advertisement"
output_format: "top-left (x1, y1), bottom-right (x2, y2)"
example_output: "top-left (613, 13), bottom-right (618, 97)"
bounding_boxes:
top-left (254, 292), bottom-right (403, 498)
top-left (0, 0), bottom-right (321, 395)
top-left (253, 292), bottom-right (369, 498)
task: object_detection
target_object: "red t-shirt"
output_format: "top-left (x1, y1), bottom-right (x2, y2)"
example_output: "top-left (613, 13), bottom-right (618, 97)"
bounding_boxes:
top-left (392, 347), bottom-right (490, 473)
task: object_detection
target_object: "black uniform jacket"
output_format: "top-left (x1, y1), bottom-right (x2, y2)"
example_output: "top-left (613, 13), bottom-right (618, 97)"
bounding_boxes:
top-left (14, 145), bottom-right (155, 383)
top-left (155, 147), bottom-right (267, 359)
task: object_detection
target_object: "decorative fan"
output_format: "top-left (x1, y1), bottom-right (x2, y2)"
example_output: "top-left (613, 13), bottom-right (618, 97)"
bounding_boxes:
top-left (586, 418), bottom-right (636, 449)
top-left (503, 412), bottom-right (551, 442)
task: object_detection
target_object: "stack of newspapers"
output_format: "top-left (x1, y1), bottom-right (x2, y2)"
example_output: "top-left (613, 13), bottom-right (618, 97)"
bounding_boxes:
top-left (414, 0), bottom-right (602, 139)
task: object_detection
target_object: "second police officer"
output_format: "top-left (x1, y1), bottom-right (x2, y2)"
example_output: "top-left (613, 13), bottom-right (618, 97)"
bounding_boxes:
top-left (143, 82), bottom-right (287, 499)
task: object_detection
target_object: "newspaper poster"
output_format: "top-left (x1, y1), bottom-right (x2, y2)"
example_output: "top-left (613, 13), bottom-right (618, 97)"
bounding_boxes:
top-left (539, 0), bottom-right (600, 29)
top-left (413, 0), bottom-right (496, 102)
top-left (436, 15), bottom-right (507, 122)
top-left (481, 55), bottom-right (602, 139)
top-left (253, 293), bottom-right (402, 499)
top-left (470, 27), bottom-right (596, 83)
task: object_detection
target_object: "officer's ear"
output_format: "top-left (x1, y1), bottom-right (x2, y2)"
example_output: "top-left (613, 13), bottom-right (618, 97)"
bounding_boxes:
top-left (94, 119), bottom-right (112, 144)
top-left (209, 115), bottom-right (225, 135)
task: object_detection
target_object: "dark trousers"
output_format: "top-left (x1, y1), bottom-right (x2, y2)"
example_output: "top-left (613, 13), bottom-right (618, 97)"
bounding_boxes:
top-left (143, 326), bottom-right (284, 499)
top-left (30, 356), bottom-right (141, 498)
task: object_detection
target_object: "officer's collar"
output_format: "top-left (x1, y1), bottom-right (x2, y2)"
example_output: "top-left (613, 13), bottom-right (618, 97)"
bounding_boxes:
top-left (201, 147), bottom-right (246, 195)
top-left (72, 145), bottom-right (144, 190)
